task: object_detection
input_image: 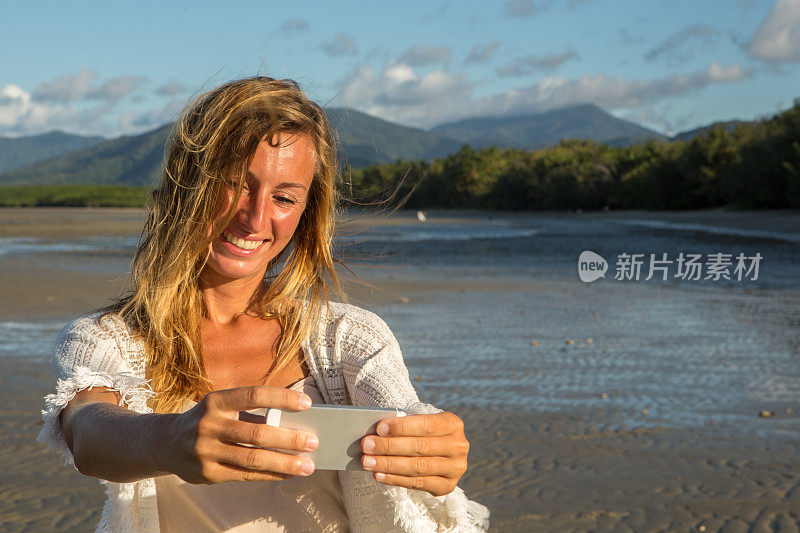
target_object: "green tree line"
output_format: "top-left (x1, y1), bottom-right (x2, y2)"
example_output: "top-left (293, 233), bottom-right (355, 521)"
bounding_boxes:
top-left (344, 99), bottom-right (800, 210)
top-left (3, 100), bottom-right (798, 210)
top-left (0, 185), bottom-right (149, 207)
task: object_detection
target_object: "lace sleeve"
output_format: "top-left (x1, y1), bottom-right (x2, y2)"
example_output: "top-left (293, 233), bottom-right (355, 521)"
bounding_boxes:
top-left (337, 307), bottom-right (420, 409)
top-left (36, 314), bottom-right (155, 468)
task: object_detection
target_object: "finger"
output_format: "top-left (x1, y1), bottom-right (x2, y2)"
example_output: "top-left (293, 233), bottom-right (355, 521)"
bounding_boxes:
top-left (207, 385), bottom-right (312, 413)
top-left (376, 412), bottom-right (460, 438)
top-left (212, 443), bottom-right (316, 477)
top-left (361, 435), bottom-right (453, 457)
top-left (371, 472), bottom-right (454, 497)
top-left (361, 454), bottom-right (457, 478)
top-left (221, 420), bottom-right (318, 452)
top-left (202, 460), bottom-right (291, 483)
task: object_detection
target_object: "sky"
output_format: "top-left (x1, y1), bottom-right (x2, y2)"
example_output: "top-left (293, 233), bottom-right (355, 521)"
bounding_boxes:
top-left (1, 0), bottom-right (799, 138)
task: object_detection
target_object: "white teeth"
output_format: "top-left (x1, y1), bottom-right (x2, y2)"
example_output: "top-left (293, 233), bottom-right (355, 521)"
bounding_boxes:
top-left (223, 231), bottom-right (262, 250)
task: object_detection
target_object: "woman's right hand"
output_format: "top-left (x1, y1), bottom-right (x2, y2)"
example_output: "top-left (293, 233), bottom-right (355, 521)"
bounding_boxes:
top-left (158, 386), bottom-right (318, 484)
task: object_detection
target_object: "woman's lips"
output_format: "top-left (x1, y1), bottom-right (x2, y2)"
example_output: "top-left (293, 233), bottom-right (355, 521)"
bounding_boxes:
top-left (221, 230), bottom-right (266, 253)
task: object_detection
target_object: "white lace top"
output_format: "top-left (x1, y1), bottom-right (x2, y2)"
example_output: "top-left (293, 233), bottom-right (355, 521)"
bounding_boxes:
top-left (37, 302), bottom-right (489, 532)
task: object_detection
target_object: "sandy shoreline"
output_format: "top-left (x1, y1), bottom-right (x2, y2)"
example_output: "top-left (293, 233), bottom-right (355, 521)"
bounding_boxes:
top-left (3, 206), bottom-right (799, 237)
top-left (2, 208), bottom-right (799, 531)
top-left (4, 353), bottom-right (798, 532)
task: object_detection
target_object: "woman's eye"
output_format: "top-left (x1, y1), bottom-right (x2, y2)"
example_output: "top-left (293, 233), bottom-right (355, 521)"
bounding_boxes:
top-left (275, 196), bottom-right (296, 205)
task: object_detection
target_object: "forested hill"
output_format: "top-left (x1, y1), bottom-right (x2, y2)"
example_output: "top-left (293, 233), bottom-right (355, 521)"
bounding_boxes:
top-left (672, 120), bottom-right (747, 142)
top-left (326, 108), bottom-right (461, 167)
top-left (431, 104), bottom-right (668, 149)
top-left (2, 101), bottom-right (797, 210)
top-left (0, 131), bottom-right (105, 173)
top-left (346, 100), bottom-right (800, 210)
top-left (0, 110), bottom-right (461, 186)
top-left (0, 104), bottom-right (671, 186)
top-left (0, 124), bottom-right (172, 186)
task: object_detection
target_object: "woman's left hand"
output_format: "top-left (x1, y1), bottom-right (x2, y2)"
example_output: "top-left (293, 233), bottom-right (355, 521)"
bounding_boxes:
top-left (360, 411), bottom-right (469, 497)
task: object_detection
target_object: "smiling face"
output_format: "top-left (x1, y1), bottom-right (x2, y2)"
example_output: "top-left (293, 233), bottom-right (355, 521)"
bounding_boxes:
top-left (201, 132), bottom-right (317, 287)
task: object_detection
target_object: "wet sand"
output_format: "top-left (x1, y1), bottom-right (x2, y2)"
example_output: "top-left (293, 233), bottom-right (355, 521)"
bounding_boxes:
top-left (2, 207), bottom-right (799, 532)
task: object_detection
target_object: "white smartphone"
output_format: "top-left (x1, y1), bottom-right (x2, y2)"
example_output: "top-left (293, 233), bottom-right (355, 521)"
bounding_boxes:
top-left (243, 405), bottom-right (406, 471)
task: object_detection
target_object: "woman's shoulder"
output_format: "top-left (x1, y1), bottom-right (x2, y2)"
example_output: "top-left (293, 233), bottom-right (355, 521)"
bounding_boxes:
top-left (58, 312), bottom-right (135, 345)
top-left (55, 312), bottom-right (145, 373)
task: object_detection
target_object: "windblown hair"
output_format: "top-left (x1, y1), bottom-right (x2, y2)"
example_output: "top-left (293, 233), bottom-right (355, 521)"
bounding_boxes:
top-left (105, 76), bottom-right (342, 413)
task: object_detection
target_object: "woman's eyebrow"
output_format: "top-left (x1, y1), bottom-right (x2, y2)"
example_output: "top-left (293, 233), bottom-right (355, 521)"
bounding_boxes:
top-left (245, 171), bottom-right (307, 190)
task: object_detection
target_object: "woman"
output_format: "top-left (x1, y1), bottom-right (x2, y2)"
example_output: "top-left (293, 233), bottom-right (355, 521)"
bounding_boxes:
top-left (37, 77), bottom-right (489, 532)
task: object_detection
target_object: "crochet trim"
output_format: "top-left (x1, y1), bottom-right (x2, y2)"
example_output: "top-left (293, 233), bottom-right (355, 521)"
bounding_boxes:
top-left (36, 366), bottom-right (155, 467)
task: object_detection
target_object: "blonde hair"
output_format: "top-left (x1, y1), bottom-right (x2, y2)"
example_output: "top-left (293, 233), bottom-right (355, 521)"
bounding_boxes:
top-left (107, 77), bottom-right (342, 413)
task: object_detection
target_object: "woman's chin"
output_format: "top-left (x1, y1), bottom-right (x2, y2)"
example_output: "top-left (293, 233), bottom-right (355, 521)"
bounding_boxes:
top-left (203, 242), bottom-right (271, 282)
top-left (201, 261), bottom-right (267, 284)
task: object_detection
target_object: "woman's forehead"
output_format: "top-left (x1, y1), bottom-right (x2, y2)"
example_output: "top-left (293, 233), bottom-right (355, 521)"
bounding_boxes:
top-left (248, 132), bottom-right (316, 186)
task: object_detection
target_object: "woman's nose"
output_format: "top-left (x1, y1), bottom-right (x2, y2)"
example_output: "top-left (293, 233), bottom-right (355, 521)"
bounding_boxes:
top-left (240, 188), bottom-right (271, 233)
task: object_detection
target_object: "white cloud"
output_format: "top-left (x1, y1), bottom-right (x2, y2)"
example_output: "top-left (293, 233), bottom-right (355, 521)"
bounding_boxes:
top-left (397, 45), bottom-right (451, 67)
top-left (156, 81), bottom-right (186, 96)
top-left (0, 75), bottom-right (165, 137)
top-left (321, 33), bottom-right (358, 57)
top-left (91, 75), bottom-right (146, 102)
top-left (645, 24), bottom-right (716, 62)
top-left (118, 97), bottom-right (183, 133)
top-left (31, 68), bottom-right (97, 103)
top-left (336, 61), bottom-right (471, 126)
top-left (31, 68), bottom-right (146, 104)
top-left (485, 62), bottom-right (751, 114)
top-left (279, 17), bottom-right (309, 34)
top-left (465, 42), bottom-right (500, 64)
top-left (748, 0), bottom-right (800, 62)
top-left (706, 61), bottom-right (747, 82)
top-left (497, 51), bottom-right (579, 76)
top-left (0, 83), bottom-right (103, 136)
top-left (385, 63), bottom-right (416, 84)
top-left (504, 0), bottom-right (547, 17)
top-left (0, 84), bottom-right (32, 130)
top-left (334, 60), bottom-right (752, 128)
top-left (622, 105), bottom-right (694, 136)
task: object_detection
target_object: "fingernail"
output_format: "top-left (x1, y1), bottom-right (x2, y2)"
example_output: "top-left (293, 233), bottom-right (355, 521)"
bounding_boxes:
top-left (375, 472), bottom-right (386, 481)
top-left (299, 395), bottom-right (312, 409)
top-left (300, 460), bottom-right (315, 475)
top-left (362, 437), bottom-right (375, 453)
top-left (363, 456), bottom-right (376, 469)
top-left (377, 423), bottom-right (389, 436)
top-left (306, 434), bottom-right (319, 450)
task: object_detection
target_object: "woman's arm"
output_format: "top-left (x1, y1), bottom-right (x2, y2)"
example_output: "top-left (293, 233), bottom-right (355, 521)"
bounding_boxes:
top-left (61, 387), bottom-right (174, 482)
top-left (61, 385), bottom-right (320, 484)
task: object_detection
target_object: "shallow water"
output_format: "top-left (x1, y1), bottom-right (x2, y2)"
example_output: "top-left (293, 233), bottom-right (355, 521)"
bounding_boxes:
top-left (343, 212), bottom-right (800, 439)
top-left (3, 211), bottom-right (798, 441)
top-left (0, 321), bottom-right (63, 360)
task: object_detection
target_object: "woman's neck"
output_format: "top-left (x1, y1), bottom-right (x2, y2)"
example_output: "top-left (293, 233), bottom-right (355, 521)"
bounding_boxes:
top-left (199, 272), bottom-right (264, 326)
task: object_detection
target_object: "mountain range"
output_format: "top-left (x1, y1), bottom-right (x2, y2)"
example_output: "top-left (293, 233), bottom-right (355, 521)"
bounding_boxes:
top-left (431, 104), bottom-right (668, 148)
top-left (0, 131), bottom-right (105, 174)
top-left (0, 105), bottom-right (737, 187)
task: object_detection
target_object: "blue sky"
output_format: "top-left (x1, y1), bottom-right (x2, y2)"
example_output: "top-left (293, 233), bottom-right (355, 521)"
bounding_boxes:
top-left (1, 0), bottom-right (799, 138)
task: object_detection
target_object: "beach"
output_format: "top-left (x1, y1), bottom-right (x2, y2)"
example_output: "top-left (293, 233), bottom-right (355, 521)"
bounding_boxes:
top-left (1, 207), bottom-right (799, 531)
